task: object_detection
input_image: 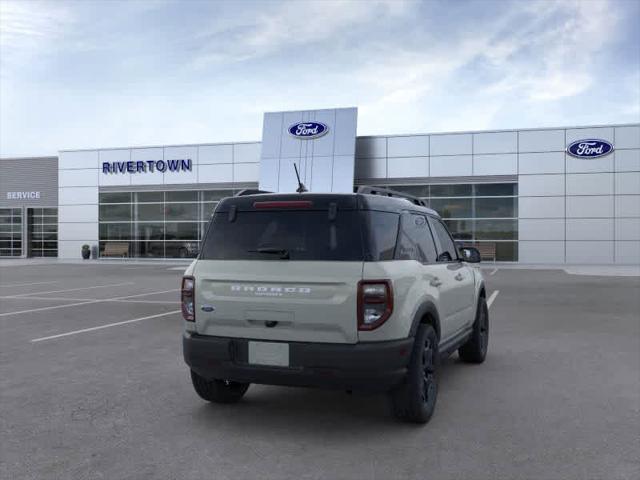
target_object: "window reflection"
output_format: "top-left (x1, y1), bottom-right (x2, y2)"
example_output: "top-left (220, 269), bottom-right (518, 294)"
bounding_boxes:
top-left (99, 189), bottom-right (233, 258)
top-left (367, 182), bottom-right (519, 261)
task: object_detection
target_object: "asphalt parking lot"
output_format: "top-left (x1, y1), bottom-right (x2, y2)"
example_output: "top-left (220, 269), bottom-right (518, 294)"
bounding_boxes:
top-left (0, 262), bottom-right (638, 480)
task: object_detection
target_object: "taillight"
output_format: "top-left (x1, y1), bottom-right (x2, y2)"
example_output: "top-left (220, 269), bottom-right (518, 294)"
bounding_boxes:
top-left (181, 276), bottom-right (195, 322)
top-left (357, 280), bottom-right (393, 331)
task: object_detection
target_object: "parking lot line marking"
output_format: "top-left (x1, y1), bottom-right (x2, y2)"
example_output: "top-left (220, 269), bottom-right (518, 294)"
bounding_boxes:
top-left (0, 295), bottom-right (178, 304)
top-left (0, 299), bottom-right (102, 317)
top-left (487, 290), bottom-right (500, 308)
top-left (114, 289), bottom-right (176, 300)
top-left (10, 282), bottom-right (135, 298)
top-left (0, 288), bottom-right (179, 317)
top-left (0, 281), bottom-right (57, 288)
top-left (489, 268), bottom-right (498, 275)
top-left (0, 288), bottom-right (177, 302)
top-left (30, 310), bottom-right (181, 343)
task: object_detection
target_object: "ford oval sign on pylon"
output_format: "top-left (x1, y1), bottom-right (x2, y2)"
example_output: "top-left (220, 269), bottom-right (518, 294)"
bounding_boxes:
top-left (288, 122), bottom-right (329, 139)
top-left (566, 139), bottom-right (614, 159)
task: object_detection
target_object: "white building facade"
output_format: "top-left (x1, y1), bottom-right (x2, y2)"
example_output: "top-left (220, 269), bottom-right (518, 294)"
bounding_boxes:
top-left (33, 113), bottom-right (640, 264)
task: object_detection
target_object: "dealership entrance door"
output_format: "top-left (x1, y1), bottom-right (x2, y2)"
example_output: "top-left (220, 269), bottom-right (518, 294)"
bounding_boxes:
top-left (26, 208), bottom-right (58, 257)
top-left (0, 208), bottom-right (23, 257)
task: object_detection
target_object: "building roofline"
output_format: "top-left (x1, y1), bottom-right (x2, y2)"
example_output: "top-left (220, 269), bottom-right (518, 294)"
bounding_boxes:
top-left (356, 122), bottom-right (640, 139)
top-left (263, 106), bottom-right (358, 115)
top-left (7, 122), bottom-right (635, 155)
top-left (58, 140), bottom-right (261, 153)
top-left (0, 156), bottom-right (58, 161)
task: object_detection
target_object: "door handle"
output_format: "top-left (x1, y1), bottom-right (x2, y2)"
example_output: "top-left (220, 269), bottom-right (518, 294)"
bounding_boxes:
top-left (454, 273), bottom-right (464, 281)
top-left (430, 277), bottom-right (442, 287)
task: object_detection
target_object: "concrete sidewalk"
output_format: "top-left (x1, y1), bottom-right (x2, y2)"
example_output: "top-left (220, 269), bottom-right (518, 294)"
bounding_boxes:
top-left (0, 258), bottom-right (194, 268)
top-left (480, 263), bottom-right (640, 277)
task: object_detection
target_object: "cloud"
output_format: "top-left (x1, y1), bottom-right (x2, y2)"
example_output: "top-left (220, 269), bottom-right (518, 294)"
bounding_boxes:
top-left (356, 0), bottom-right (624, 133)
top-left (0, 0), bottom-right (73, 67)
top-left (190, 0), bottom-right (409, 67)
top-left (0, 0), bottom-right (637, 156)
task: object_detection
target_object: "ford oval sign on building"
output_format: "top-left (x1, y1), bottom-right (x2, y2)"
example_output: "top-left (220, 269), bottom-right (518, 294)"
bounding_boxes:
top-left (567, 139), bottom-right (614, 159)
top-left (288, 122), bottom-right (329, 139)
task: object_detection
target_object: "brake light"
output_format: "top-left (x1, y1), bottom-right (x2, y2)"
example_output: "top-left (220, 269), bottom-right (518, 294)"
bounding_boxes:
top-left (181, 276), bottom-right (195, 322)
top-left (357, 280), bottom-right (393, 331)
top-left (253, 200), bottom-right (313, 209)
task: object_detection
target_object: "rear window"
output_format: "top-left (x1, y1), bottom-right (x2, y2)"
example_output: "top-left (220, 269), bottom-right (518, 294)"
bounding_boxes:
top-left (201, 210), bottom-right (364, 261)
top-left (200, 209), bottom-right (402, 262)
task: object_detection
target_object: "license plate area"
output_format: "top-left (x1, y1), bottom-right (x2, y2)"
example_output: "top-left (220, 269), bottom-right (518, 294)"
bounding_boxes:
top-left (248, 341), bottom-right (289, 367)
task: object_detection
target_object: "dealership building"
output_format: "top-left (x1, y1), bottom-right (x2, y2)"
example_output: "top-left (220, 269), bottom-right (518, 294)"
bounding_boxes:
top-left (1, 107), bottom-right (639, 264)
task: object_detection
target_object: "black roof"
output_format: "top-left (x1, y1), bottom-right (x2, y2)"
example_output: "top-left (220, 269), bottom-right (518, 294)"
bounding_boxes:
top-left (216, 192), bottom-right (440, 217)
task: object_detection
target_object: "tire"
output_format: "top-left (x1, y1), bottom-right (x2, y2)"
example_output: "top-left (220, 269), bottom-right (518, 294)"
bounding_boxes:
top-left (390, 324), bottom-right (439, 424)
top-left (458, 296), bottom-right (489, 364)
top-left (190, 370), bottom-right (249, 404)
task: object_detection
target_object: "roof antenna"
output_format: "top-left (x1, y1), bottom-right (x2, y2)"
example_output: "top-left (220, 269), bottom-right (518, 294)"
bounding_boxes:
top-left (293, 163), bottom-right (308, 193)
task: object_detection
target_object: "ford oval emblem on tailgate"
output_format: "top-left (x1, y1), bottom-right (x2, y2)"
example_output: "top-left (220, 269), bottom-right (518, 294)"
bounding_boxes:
top-left (201, 305), bottom-right (215, 312)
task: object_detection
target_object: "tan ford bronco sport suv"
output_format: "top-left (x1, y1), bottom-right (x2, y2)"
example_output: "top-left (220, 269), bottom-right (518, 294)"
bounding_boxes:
top-left (182, 187), bottom-right (488, 423)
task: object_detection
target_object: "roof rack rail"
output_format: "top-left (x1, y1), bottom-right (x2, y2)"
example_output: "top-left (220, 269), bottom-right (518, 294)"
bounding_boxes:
top-left (356, 185), bottom-right (428, 207)
top-left (234, 189), bottom-right (272, 196)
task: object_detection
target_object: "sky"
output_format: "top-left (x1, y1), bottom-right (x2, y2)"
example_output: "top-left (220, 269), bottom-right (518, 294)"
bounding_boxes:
top-left (0, 0), bottom-right (639, 157)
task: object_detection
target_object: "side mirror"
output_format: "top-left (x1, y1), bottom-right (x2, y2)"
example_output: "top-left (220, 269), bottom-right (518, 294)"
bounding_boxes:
top-left (459, 246), bottom-right (481, 263)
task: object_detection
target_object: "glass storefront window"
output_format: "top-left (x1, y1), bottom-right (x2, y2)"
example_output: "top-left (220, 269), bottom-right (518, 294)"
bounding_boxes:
top-left (135, 203), bottom-right (164, 221)
top-left (99, 204), bottom-right (131, 221)
top-left (201, 202), bottom-right (218, 218)
top-left (474, 219), bottom-right (517, 240)
top-left (165, 202), bottom-right (199, 221)
top-left (100, 192), bottom-right (132, 203)
top-left (363, 182), bottom-right (518, 261)
top-left (381, 185), bottom-right (430, 197)
top-left (0, 208), bottom-right (23, 257)
top-left (165, 241), bottom-right (199, 258)
top-left (429, 198), bottom-right (473, 218)
top-left (135, 223), bottom-right (164, 241)
top-left (136, 192), bottom-right (163, 203)
top-left (475, 197), bottom-right (517, 218)
top-left (134, 241), bottom-right (165, 258)
top-left (97, 184), bottom-right (519, 260)
top-left (98, 189), bottom-right (234, 258)
top-left (474, 183), bottom-right (518, 197)
top-left (166, 191), bottom-right (198, 202)
top-left (443, 219), bottom-right (473, 240)
top-left (99, 223), bottom-right (131, 240)
top-left (165, 222), bottom-right (199, 240)
top-left (27, 208), bottom-right (57, 257)
top-left (430, 184), bottom-right (472, 197)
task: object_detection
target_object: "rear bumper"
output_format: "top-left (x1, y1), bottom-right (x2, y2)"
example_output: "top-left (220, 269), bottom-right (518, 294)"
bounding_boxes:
top-left (183, 332), bottom-right (413, 392)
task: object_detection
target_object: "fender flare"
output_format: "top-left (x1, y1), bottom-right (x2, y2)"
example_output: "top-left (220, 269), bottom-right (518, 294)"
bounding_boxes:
top-left (478, 281), bottom-right (486, 299)
top-left (408, 301), bottom-right (441, 340)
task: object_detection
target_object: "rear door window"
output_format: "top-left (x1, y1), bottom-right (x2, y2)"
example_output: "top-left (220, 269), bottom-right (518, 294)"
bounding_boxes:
top-left (395, 213), bottom-right (438, 263)
top-left (201, 210), bottom-right (363, 261)
top-left (429, 217), bottom-right (458, 262)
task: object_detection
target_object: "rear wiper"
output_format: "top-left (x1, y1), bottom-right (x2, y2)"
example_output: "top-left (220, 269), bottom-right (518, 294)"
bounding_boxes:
top-left (247, 247), bottom-right (290, 259)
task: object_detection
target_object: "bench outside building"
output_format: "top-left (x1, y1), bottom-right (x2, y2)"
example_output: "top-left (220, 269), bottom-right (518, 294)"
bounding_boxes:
top-left (102, 242), bottom-right (129, 258)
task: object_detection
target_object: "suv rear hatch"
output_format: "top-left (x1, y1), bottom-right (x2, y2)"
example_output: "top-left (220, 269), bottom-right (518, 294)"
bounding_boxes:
top-left (193, 195), bottom-right (364, 344)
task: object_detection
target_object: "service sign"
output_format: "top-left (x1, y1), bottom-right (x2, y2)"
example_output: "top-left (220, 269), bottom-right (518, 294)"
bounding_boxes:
top-left (566, 139), bottom-right (613, 159)
top-left (6, 191), bottom-right (40, 200)
top-left (288, 122), bottom-right (329, 139)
